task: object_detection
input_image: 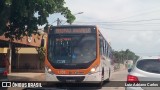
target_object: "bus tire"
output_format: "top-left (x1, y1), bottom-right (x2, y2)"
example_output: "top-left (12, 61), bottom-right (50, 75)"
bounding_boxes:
top-left (104, 69), bottom-right (110, 82)
top-left (107, 69), bottom-right (111, 81)
top-left (97, 68), bottom-right (104, 88)
top-left (97, 81), bottom-right (103, 89)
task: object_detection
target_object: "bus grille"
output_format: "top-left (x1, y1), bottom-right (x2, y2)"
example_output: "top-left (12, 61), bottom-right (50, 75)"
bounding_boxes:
top-left (56, 76), bottom-right (85, 82)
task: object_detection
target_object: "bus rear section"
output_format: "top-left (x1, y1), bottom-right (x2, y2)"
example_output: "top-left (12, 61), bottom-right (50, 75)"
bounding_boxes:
top-left (45, 25), bottom-right (112, 85)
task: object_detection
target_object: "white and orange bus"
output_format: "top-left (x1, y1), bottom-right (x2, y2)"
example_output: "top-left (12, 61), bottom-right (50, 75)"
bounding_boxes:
top-left (44, 25), bottom-right (114, 86)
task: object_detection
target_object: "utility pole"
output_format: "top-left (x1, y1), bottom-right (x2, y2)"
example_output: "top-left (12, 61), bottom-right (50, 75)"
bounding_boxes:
top-left (57, 18), bottom-right (61, 26)
top-left (9, 41), bottom-right (12, 73)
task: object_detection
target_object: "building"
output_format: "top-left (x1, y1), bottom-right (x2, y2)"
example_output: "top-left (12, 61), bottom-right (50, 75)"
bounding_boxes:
top-left (0, 33), bottom-right (45, 73)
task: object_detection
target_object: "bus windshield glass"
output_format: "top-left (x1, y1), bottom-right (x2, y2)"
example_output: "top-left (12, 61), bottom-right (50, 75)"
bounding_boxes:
top-left (48, 28), bottom-right (96, 69)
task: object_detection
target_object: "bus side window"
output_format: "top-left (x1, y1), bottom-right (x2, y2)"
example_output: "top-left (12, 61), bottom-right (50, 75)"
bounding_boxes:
top-left (108, 47), bottom-right (110, 57)
top-left (107, 43), bottom-right (109, 56)
top-left (100, 39), bottom-right (103, 55)
top-left (105, 41), bottom-right (107, 57)
top-left (100, 38), bottom-right (106, 56)
top-left (103, 40), bottom-right (105, 56)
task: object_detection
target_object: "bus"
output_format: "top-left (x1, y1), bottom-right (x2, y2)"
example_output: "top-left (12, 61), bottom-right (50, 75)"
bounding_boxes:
top-left (44, 25), bottom-right (113, 86)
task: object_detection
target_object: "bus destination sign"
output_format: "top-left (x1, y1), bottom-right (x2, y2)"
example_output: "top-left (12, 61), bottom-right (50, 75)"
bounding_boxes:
top-left (55, 28), bottom-right (92, 34)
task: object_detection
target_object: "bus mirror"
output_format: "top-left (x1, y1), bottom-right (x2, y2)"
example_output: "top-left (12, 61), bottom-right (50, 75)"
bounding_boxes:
top-left (41, 39), bottom-right (44, 47)
top-left (99, 36), bottom-right (103, 39)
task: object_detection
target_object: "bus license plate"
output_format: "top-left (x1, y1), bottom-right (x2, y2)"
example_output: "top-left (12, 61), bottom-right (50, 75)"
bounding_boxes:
top-left (66, 80), bottom-right (76, 82)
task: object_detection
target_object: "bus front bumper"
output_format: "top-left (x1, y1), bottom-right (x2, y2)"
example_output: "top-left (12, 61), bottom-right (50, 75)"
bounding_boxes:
top-left (45, 72), bottom-right (102, 83)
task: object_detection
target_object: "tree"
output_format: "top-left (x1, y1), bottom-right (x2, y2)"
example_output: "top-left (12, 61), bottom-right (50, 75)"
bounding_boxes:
top-left (0, 0), bottom-right (75, 40)
top-left (36, 47), bottom-right (45, 69)
top-left (112, 49), bottom-right (139, 64)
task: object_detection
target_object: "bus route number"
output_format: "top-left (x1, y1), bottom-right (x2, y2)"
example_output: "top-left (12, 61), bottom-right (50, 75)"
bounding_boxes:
top-left (57, 60), bottom-right (65, 63)
top-left (58, 70), bottom-right (66, 74)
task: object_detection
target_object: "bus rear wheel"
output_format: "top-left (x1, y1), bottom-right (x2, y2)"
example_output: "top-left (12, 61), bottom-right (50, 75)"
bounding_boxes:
top-left (105, 69), bottom-right (110, 82)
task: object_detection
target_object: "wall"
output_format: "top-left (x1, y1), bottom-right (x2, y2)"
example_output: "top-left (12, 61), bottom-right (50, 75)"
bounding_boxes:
top-left (12, 48), bottom-right (44, 72)
top-left (0, 48), bottom-right (8, 53)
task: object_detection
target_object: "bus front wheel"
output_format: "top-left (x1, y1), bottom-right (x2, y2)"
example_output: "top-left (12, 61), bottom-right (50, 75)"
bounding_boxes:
top-left (97, 69), bottom-right (104, 88)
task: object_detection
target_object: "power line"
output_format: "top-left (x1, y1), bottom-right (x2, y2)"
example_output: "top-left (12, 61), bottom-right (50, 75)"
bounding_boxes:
top-left (75, 18), bottom-right (160, 24)
top-left (101, 27), bottom-right (160, 31)
top-left (97, 23), bottom-right (160, 26)
top-left (116, 18), bottom-right (160, 23)
top-left (50, 20), bottom-right (57, 24)
top-left (113, 7), bottom-right (160, 21)
top-left (74, 22), bottom-right (160, 27)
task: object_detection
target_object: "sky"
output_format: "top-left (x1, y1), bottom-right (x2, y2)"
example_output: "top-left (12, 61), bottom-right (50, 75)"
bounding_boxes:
top-left (47, 0), bottom-right (160, 56)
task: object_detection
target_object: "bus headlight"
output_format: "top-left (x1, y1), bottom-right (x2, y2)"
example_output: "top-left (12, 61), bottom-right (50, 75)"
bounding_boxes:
top-left (91, 68), bottom-right (96, 73)
top-left (89, 67), bottom-right (97, 74)
top-left (46, 67), bottom-right (54, 75)
top-left (48, 68), bottom-right (52, 72)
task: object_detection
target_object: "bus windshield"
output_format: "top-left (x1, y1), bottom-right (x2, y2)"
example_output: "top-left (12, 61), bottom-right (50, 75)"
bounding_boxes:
top-left (48, 34), bottom-right (96, 69)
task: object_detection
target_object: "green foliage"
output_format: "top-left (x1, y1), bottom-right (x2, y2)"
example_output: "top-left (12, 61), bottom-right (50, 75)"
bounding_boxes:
top-left (113, 49), bottom-right (139, 64)
top-left (36, 47), bottom-right (45, 69)
top-left (37, 47), bottom-right (45, 61)
top-left (0, 0), bottom-right (75, 40)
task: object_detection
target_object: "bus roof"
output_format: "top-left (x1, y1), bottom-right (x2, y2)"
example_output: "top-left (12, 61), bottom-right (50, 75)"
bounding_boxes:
top-left (51, 25), bottom-right (98, 28)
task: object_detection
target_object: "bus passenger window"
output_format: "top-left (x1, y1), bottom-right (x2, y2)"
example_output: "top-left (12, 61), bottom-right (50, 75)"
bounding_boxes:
top-left (100, 39), bottom-right (105, 55)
